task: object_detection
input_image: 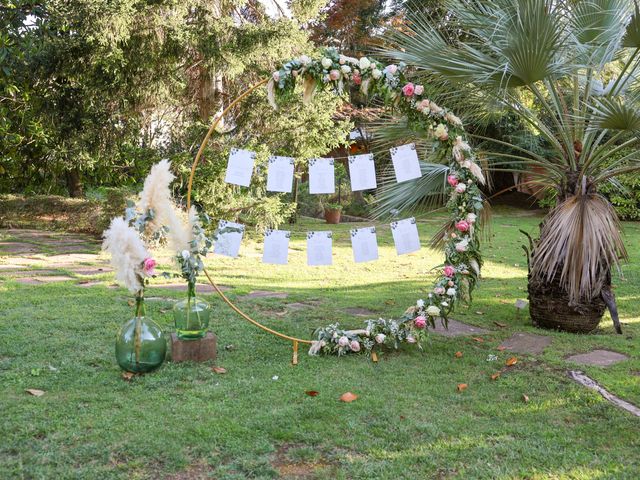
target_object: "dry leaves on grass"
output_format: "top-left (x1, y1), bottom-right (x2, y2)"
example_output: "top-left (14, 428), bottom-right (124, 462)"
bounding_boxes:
top-left (522, 394), bottom-right (530, 403)
top-left (490, 373), bottom-right (501, 381)
top-left (506, 357), bottom-right (518, 366)
top-left (339, 392), bottom-right (358, 403)
top-left (497, 346), bottom-right (507, 351)
top-left (493, 321), bottom-right (507, 328)
top-left (25, 389), bottom-right (45, 397)
top-left (455, 351), bottom-right (463, 358)
top-left (472, 337), bottom-right (484, 343)
top-left (212, 366), bottom-right (227, 374)
top-left (457, 383), bottom-right (468, 392)
top-left (305, 390), bottom-right (319, 397)
top-left (121, 371), bottom-right (135, 381)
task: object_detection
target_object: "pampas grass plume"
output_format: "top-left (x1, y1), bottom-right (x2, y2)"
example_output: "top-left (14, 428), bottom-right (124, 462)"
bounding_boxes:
top-left (102, 217), bottom-right (150, 293)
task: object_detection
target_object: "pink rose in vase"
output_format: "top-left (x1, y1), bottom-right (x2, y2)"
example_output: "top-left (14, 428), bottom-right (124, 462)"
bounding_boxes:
top-left (142, 258), bottom-right (157, 276)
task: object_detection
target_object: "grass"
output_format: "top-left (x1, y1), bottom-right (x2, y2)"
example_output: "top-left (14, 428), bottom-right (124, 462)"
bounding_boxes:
top-left (1, 205), bottom-right (639, 479)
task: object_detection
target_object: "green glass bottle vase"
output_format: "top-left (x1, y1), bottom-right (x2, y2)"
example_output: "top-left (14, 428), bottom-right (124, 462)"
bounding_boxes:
top-left (173, 282), bottom-right (211, 339)
top-left (115, 296), bottom-right (167, 373)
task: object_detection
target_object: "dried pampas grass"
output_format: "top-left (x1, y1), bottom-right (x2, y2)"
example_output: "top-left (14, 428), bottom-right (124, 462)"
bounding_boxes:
top-left (136, 159), bottom-right (191, 252)
top-left (102, 217), bottom-right (150, 293)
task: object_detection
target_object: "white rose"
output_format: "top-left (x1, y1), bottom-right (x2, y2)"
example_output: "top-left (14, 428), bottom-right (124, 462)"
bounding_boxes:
top-left (416, 299), bottom-right (425, 308)
top-left (375, 333), bottom-right (386, 344)
top-left (434, 123), bottom-right (449, 141)
top-left (321, 57), bottom-right (332, 69)
top-left (386, 64), bottom-right (398, 74)
top-left (339, 55), bottom-right (346, 65)
top-left (414, 85), bottom-right (424, 95)
top-left (426, 305), bottom-right (441, 317)
top-left (181, 250), bottom-right (190, 260)
top-left (272, 71), bottom-right (280, 81)
top-left (371, 68), bottom-right (382, 79)
top-left (441, 301), bottom-right (449, 307)
top-left (359, 57), bottom-right (371, 70)
top-left (406, 336), bottom-right (417, 344)
top-left (340, 65), bottom-right (351, 74)
top-left (455, 239), bottom-right (468, 252)
top-left (447, 288), bottom-right (457, 297)
top-left (466, 213), bottom-right (477, 224)
top-left (455, 183), bottom-right (467, 193)
top-left (298, 55), bottom-right (311, 66)
top-left (338, 336), bottom-right (349, 347)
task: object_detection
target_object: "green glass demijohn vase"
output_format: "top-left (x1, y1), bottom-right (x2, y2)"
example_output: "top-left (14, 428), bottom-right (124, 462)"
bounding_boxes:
top-left (115, 296), bottom-right (167, 373)
top-left (173, 281), bottom-right (211, 339)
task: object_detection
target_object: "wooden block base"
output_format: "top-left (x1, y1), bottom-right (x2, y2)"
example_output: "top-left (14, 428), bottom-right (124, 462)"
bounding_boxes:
top-left (170, 332), bottom-right (217, 363)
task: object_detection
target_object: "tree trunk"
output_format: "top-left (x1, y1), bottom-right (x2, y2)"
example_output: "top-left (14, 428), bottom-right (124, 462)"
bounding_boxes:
top-left (65, 168), bottom-right (83, 198)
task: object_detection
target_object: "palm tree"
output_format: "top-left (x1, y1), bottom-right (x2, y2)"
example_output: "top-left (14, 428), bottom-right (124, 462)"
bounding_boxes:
top-left (376, 0), bottom-right (640, 333)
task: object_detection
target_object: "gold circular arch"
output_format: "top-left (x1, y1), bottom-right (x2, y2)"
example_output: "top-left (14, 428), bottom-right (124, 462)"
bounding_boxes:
top-left (186, 78), bottom-right (313, 366)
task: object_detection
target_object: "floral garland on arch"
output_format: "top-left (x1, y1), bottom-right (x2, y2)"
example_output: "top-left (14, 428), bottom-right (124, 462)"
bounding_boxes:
top-left (268, 47), bottom-right (485, 356)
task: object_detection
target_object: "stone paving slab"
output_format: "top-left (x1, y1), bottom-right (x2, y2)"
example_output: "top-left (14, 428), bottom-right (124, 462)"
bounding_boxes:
top-left (566, 349), bottom-right (629, 367)
top-left (0, 242), bottom-right (41, 254)
top-left (71, 267), bottom-right (112, 275)
top-left (240, 290), bottom-right (288, 300)
top-left (76, 281), bottom-right (105, 288)
top-left (343, 307), bottom-right (377, 317)
top-left (16, 275), bottom-right (75, 285)
top-left (4, 269), bottom-right (60, 277)
top-left (499, 332), bottom-right (552, 354)
top-left (430, 318), bottom-right (491, 337)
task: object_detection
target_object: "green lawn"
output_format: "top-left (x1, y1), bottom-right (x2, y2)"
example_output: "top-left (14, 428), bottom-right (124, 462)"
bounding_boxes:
top-left (1, 206), bottom-right (639, 479)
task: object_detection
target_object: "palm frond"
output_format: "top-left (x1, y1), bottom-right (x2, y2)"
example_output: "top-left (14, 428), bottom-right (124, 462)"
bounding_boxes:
top-left (531, 193), bottom-right (627, 303)
top-left (622, 1), bottom-right (640, 47)
top-left (590, 95), bottom-right (640, 130)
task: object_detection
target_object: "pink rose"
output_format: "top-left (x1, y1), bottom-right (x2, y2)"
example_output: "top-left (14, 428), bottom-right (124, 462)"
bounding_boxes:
top-left (443, 265), bottom-right (456, 277)
top-left (448, 280), bottom-right (455, 287)
top-left (350, 340), bottom-right (361, 352)
top-left (414, 85), bottom-right (424, 95)
top-left (402, 82), bottom-right (415, 96)
top-left (416, 99), bottom-right (430, 112)
top-left (338, 336), bottom-right (349, 347)
top-left (447, 175), bottom-right (459, 187)
top-left (329, 69), bottom-right (340, 81)
top-left (414, 316), bottom-right (427, 329)
top-left (387, 64), bottom-right (398, 74)
top-left (142, 258), bottom-right (157, 276)
top-left (455, 220), bottom-right (470, 232)
top-left (352, 72), bottom-right (362, 85)
top-left (434, 286), bottom-right (445, 295)
top-left (455, 183), bottom-right (467, 193)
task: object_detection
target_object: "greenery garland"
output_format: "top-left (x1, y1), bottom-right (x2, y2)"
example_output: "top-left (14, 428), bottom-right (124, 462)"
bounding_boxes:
top-left (269, 48), bottom-right (485, 356)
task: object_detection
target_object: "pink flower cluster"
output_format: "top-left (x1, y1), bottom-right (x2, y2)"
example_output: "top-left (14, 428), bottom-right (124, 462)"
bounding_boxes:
top-left (142, 258), bottom-right (157, 276)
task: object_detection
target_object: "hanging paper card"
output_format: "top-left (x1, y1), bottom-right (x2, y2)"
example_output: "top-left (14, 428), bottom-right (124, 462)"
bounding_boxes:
top-left (348, 154), bottom-right (377, 191)
top-left (266, 156), bottom-right (295, 193)
top-left (308, 157), bottom-right (335, 194)
top-left (214, 220), bottom-right (245, 258)
top-left (390, 143), bottom-right (422, 183)
top-left (262, 229), bottom-right (290, 265)
top-left (225, 148), bottom-right (256, 187)
top-left (391, 218), bottom-right (420, 255)
top-left (350, 227), bottom-right (379, 263)
top-left (306, 231), bottom-right (332, 266)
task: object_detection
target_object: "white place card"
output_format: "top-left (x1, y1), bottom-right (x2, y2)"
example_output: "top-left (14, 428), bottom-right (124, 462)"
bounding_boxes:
top-left (214, 220), bottom-right (245, 258)
top-left (391, 143), bottom-right (422, 183)
top-left (266, 156), bottom-right (295, 193)
top-left (391, 217), bottom-right (421, 255)
top-left (306, 231), bottom-right (332, 266)
top-left (308, 157), bottom-right (335, 194)
top-left (225, 148), bottom-right (256, 187)
top-left (350, 227), bottom-right (379, 263)
top-left (348, 154), bottom-right (377, 191)
top-left (262, 229), bottom-right (290, 265)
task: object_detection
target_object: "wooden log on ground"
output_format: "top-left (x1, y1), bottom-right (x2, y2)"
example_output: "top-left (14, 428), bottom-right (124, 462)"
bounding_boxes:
top-left (170, 332), bottom-right (217, 363)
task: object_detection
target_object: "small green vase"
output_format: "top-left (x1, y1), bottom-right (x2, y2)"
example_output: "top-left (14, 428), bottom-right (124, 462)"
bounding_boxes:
top-left (173, 282), bottom-right (211, 339)
top-left (115, 297), bottom-right (166, 373)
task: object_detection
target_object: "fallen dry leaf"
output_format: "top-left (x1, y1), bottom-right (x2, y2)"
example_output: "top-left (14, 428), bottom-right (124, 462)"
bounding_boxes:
top-left (499, 300), bottom-right (511, 305)
top-left (212, 366), bottom-right (227, 374)
top-left (25, 389), bottom-right (45, 397)
top-left (455, 351), bottom-right (463, 358)
top-left (493, 321), bottom-right (507, 328)
top-left (472, 337), bottom-right (484, 343)
top-left (490, 372), bottom-right (501, 381)
top-left (121, 371), bottom-right (135, 381)
top-left (497, 346), bottom-right (507, 351)
top-left (384, 299), bottom-right (396, 305)
top-left (339, 392), bottom-right (358, 403)
top-left (457, 383), bottom-right (468, 392)
top-left (522, 394), bottom-right (530, 403)
top-left (506, 357), bottom-right (518, 366)
top-left (475, 311), bottom-right (484, 315)
top-left (127, 299), bottom-right (135, 307)
top-left (305, 390), bottom-right (319, 397)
